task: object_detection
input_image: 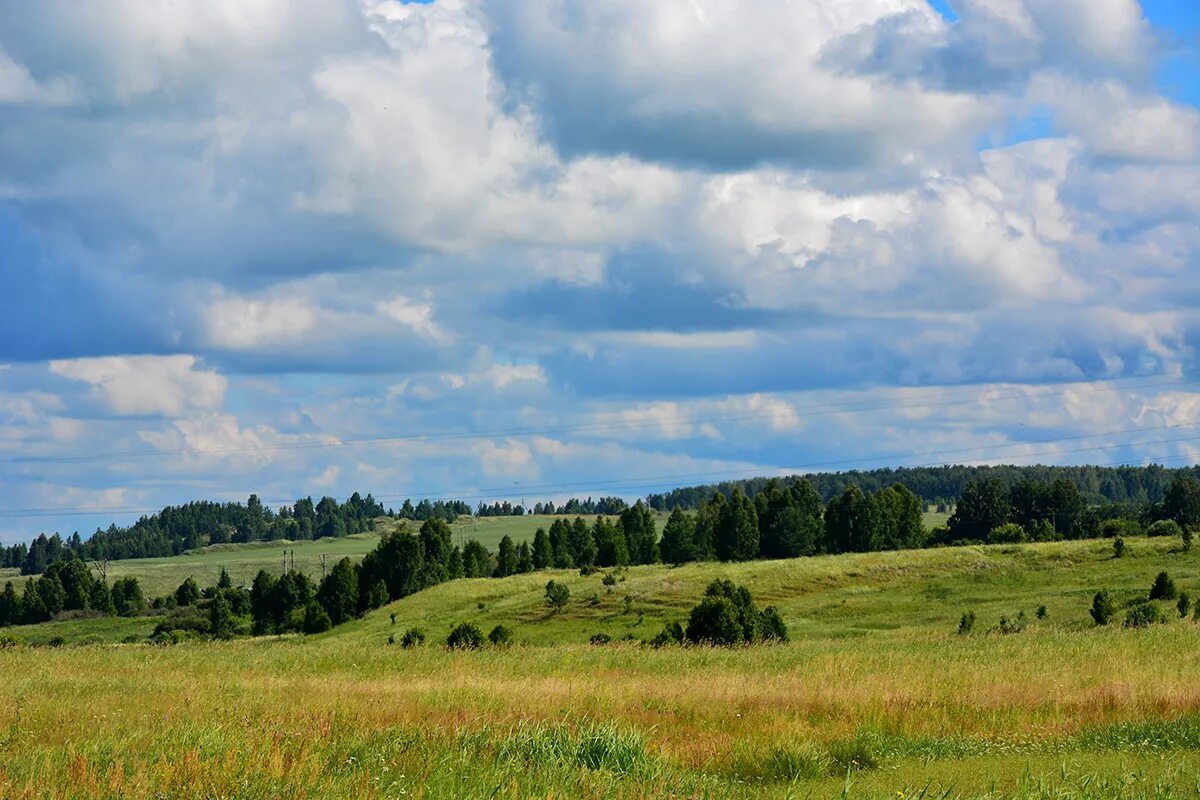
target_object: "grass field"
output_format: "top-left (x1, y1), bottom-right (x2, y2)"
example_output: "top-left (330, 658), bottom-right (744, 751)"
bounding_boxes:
top-left (2, 534), bottom-right (1199, 797)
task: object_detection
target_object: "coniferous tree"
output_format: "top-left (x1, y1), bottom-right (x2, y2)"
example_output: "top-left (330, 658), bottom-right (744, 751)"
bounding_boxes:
top-left (692, 492), bottom-right (725, 561)
top-left (757, 479), bottom-right (823, 558)
top-left (532, 528), bottom-right (551, 569)
top-left (592, 516), bottom-right (630, 567)
top-left (549, 519), bottom-right (574, 568)
top-left (462, 540), bottom-right (491, 578)
top-left (175, 577), bottom-right (200, 607)
top-left (621, 502), bottom-right (659, 565)
top-left (208, 592), bottom-right (236, 639)
top-left (570, 516), bottom-right (597, 568)
top-left (250, 570), bottom-right (277, 634)
top-left (659, 508), bottom-right (697, 564)
top-left (716, 488), bottom-right (759, 561)
top-left (0, 581), bottom-right (18, 626)
top-left (495, 535), bottom-right (519, 577)
top-left (317, 557), bottom-right (359, 625)
top-left (516, 541), bottom-right (534, 573)
top-left (217, 567), bottom-right (233, 589)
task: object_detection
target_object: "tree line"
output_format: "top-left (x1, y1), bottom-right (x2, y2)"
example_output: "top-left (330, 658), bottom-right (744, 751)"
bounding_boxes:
top-left (0, 492), bottom-right (387, 573)
top-left (8, 472), bottom-right (1200, 636)
top-left (647, 464), bottom-right (1200, 511)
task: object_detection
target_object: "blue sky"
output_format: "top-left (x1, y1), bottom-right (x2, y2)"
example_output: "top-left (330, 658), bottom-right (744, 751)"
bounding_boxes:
top-left (1, 0), bottom-right (1199, 543)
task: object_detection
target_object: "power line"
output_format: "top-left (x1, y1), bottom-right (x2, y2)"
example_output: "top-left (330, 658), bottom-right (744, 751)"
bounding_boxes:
top-left (1, 375), bottom-right (1190, 465)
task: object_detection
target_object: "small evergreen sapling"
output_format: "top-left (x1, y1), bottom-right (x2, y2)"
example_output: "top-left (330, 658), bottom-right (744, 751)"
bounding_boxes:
top-left (1091, 590), bottom-right (1116, 626)
top-left (1149, 571), bottom-right (1177, 601)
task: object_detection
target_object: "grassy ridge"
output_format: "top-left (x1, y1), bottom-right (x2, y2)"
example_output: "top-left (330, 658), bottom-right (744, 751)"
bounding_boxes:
top-left (1, 535), bottom-right (1199, 797)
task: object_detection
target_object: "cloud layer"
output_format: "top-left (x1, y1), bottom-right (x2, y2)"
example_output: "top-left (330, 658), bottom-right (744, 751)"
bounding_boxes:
top-left (0, 0), bottom-right (1198, 541)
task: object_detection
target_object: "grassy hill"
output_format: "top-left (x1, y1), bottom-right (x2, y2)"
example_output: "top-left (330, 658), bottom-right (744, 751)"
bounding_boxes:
top-left (2, 534), bottom-right (1199, 797)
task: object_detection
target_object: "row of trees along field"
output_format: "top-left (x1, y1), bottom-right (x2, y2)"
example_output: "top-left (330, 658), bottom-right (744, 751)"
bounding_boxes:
top-left (5, 472), bottom-right (1200, 636)
top-left (5, 464), bottom-right (1200, 577)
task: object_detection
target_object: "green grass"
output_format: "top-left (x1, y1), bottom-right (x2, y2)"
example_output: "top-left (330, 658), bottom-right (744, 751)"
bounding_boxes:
top-left (3, 534), bottom-right (1199, 797)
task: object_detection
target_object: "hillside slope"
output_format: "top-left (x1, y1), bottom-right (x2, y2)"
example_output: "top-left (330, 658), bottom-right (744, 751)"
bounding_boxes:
top-left (330, 534), bottom-right (1199, 646)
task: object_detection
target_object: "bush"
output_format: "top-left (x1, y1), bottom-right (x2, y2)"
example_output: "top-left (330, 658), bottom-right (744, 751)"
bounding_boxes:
top-left (1113, 537), bottom-right (1126, 558)
top-left (48, 636), bottom-right (65, 648)
top-left (544, 580), bottom-right (570, 612)
top-left (0, 634), bottom-right (20, 649)
top-left (997, 612), bottom-right (1027, 634)
top-left (957, 610), bottom-right (976, 635)
top-left (602, 572), bottom-right (618, 587)
top-left (302, 602), bottom-right (332, 634)
top-left (649, 621), bottom-right (684, 648)
top-left (1036, 605), bottom-right (1048, 620)
top-left (1100, 518), bottom-right (1143, 539)
top-left (488, 624), bottom-right (513, 647)
top-left (589, 633), bottom-right (612, 645)
top-left (1149, 571), bottom-right (1177, 601)
top-left (400, 627), bottom-right (426, 648)
top-left (446, 622), bottom-right (485, 650)
top-left (1178, 593), bottom-right (1192, 618)
top-left (1125, 601), bottom-right (1166, 628)
top-left (1148, 519), bottom-right (1183, 538)
top-left (758, 606), bottom-right (788, 642)
top-left (684, 580), bottom-right (787, 646)
top-left (1091, 590), bottom-right (1117, 626)
top-left (987, 523), bottom-right (1027, 544)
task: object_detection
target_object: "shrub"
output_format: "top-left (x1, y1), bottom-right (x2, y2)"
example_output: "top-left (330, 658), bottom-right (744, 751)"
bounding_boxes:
top-left (1148, 519), bottom-right (1183, 538)
top-left (1185, 527), bottom-right (1194, 552)
top-left (488, 624), bottom-right (513, 647)
top-left (649, 622), bottom-right (684, 648)
top-left (1036, 605), bottom-right (1048, 620)
top-left (987, 523), bottom-right (1027, 544)
top-left (1113, 537), bottom-right (1126, 558)
top-left (1149, 571), bottom-right (1178, 601)
top-left (997, 612), bottom-right (1027, 635)
top-left (602, 572), bottom-right (618, 587)
top-left (48, 636), bottom-right (65, 648)
top-left (1091, 590), bottom-right (1117, 626)
top-left (446, 622), bottom-right (485, 650)
top-left (1100, 519), bottom-right (1126, 538)
top-left (589, 633), bottom-right (612, 645)
top-left (684, 580), bottom-right (788, 646)
top-left (758, 606), bottom-right (788, 642)
top-left (302, 602), bottom-right (332, 634)
top-left (1179, 593), bottom-right (1192, 618)
top-left (1125, 601), bottom-right (1166, 628)
top-left (957, 610), bottom-right (976, 635)
top-left (400, 627), bottom-right (426, 648)
top-left (0, 635), bottom-right (20, 649)
top-left (544, 580), bottom-right (570, 612)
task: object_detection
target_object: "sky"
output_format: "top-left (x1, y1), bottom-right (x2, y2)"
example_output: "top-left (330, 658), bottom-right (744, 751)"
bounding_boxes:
top-left (1, 0), bottom-right (1199, 543)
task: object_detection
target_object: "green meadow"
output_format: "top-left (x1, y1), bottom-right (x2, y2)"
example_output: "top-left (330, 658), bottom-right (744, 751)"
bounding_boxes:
top-left (2, 534), bottom-right (1200, 797)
